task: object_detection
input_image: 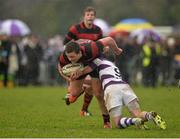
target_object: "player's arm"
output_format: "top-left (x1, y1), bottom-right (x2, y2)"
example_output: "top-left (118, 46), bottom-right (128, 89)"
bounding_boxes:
top-left (58, 63), bottom-right (81, 105)
top-left (70, 65), bottom-right (93, 80)
top-left (58, 53), bottom-right (73, 81)
top-left (81, 66), bottom-right (93, 76)
top-left (99, 37), bottom-right (123, 55)
top-left (57, 63), bottom-right (71, 82)
top-left (70, 60), bottom-right (99, 80)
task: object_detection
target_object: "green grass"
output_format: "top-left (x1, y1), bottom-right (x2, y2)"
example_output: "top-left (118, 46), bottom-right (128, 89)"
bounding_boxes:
top-left (0, 86), bottom-right (180, 138)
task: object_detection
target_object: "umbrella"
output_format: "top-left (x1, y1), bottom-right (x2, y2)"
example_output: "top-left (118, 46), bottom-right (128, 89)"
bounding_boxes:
top-left (94, 18), bottom-right (111, 36)
top-left (130, 29), bottom-right (161, 45)
top-left (0, 19), bottom-right (31, 36)
top-left (114, 18), bottom-right (153, 32)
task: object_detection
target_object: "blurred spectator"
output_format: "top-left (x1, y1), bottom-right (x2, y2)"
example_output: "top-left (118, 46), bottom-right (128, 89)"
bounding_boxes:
top-left (8, 38), bottom-right (20, 87)
top-left (126, 37), bottom-right (141, 85)
top-left (0, 32), bottom-right (11, 87)
top-left (159, 37), bottom-right (175, 85)
top-left (24, 35), bottom-right (43, 85)
top-left (141, 40), bottom-right (161, 87)
top-left (44, 35), bottom-right (64, 85)
top-left (112, 33), bottom-right (135, 83)
top-left (173, 37), bottom-right (180, 83)
top-left (16, 37), bottom-right (28, 86)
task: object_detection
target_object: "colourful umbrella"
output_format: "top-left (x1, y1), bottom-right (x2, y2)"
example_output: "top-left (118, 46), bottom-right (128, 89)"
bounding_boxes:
top-left (0, 19), bottom-right (31, 36)
top-left (114, 18), bottom-right (153, 32)
top-left (130, 29), bottom-right (161, 45)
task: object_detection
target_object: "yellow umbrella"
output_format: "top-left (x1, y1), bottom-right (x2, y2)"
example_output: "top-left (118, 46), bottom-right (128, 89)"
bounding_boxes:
top-left (114, 18), bottom-right (153, 32)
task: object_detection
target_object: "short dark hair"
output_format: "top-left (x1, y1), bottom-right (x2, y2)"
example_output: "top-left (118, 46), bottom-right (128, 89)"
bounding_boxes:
top-left (64, 41), bottom-right (80, 54)
top-left (83, 6), bottom-right (96, 16)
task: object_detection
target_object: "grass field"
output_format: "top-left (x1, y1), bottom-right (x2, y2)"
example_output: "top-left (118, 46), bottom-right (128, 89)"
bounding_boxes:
top-left (0, 86), bottom-right (180, 138)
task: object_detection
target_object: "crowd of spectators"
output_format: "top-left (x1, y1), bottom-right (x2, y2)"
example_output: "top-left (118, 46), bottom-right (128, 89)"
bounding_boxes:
top-left (111, 32), bottom-right (180, 87)
top-left (0, 31), bottom-right (180, 88)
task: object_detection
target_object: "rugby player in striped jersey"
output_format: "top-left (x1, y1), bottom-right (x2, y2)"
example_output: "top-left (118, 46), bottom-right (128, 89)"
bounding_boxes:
top-left (70, 57), bottom-right (166, 129)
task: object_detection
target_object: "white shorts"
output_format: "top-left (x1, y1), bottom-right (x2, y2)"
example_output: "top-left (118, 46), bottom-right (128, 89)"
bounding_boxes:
top-left (104, 84), bottom-right (138, 112)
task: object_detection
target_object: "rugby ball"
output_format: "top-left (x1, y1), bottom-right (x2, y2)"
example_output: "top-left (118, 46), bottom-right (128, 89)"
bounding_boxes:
top-left (62, 63), bottom-right (84, 76)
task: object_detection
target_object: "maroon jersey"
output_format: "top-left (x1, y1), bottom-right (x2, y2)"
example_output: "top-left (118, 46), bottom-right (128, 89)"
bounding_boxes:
top-left (63, 22), bottom-right (103, 45)
top-left (59, 40), bottom-right (104, 68)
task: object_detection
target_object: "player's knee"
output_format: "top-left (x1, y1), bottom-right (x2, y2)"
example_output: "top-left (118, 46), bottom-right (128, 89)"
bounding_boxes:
top-left (128, 99), bottom-right (142, 117)
top-left (68, 88), bottom-right (83, 96)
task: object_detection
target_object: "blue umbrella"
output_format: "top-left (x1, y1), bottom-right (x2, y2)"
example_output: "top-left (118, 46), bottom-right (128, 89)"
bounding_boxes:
top-left (120, 18), bottom-right (149, 24)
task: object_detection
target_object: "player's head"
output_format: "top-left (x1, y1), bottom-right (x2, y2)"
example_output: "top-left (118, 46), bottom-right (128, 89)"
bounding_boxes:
top-left (83, 6), bottom-right (96, 26)
top-left (64, 41), bottom-right (82, 63)
top-left (83, 6), bottom-right (96, 16)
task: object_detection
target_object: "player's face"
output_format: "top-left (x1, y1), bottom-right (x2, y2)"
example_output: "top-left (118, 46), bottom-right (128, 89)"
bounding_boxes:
top-left (66, 51), bottom-right (82, 63)
top-left (84, 11), bottom-right (95, 25)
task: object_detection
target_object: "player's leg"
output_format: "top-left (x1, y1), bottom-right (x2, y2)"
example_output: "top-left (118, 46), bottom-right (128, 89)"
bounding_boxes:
top-left (122, 83), bottom-right (166, 129)
top-left (98, 37), bottom-right (122, 55)
top-left (80, 76), bottom-right (93, 116)
top-left (65, 79), bottom-right (84, 104)
top-left (127, 98), bottom-right (166, 129)
top-left (91, 78), bottom-right (111, 128)
top-left (121, 84), bottom-right (148, 122)
top-left (105, 84), bottom-right (143, 129)
top-left (109, 106), bottom-right (143, 129)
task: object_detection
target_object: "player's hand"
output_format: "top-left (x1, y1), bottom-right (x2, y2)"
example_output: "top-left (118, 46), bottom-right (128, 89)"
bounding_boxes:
top-left (103, 46), bottom-right (110, 54)
top-left (115, 48), bottom-right (123, 55)
top-left (70, 70), bottom-right (83, 80)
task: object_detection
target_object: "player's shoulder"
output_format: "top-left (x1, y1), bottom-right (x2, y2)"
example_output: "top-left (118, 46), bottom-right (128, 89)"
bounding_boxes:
top-left (69, 23), bottom-right (79, 31)
top-left (71, 22), bottom-right (83, 29)
top-left (58, 53), bottom-right (64, 62)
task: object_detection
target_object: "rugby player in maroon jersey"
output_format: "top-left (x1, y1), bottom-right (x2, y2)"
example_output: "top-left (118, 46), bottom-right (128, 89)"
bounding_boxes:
top-left (63, 6), bottom-right (112, 128)
top-left (58, 37), bottom-right (122, 128)
top-left (63, 7), bottom-right (102, 44)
